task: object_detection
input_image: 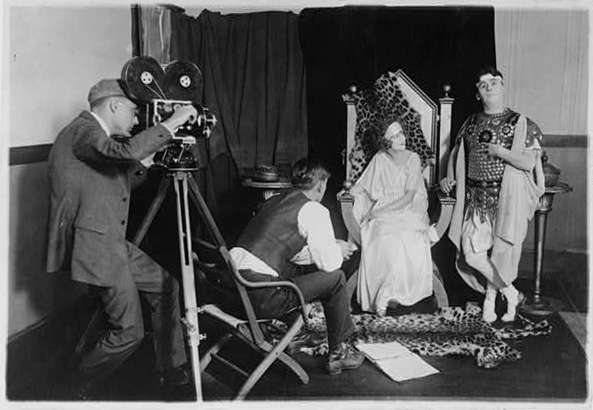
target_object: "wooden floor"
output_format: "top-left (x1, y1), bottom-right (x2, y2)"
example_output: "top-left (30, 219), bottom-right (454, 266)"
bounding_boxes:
top-left (7, 251), bottom-right (589, 405)
top-left (8, 287), bottom-right (589, 405)
top-left (12, 309), bottom-right (586, 404)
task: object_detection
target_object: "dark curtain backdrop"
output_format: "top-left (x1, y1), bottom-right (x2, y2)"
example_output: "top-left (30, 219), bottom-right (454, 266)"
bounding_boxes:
top-left (169, 9), bottom-right (308, 171)
top-left (299, 6), bottom-right (495, 304)
top-left (130, 8), bottom-right (310, 243)
top-left (299, 6), bottom-right (496, 180)
top-left (163, 9), bottom-right (308, 240)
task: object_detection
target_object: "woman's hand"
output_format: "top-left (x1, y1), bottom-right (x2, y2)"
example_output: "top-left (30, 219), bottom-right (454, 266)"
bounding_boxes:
top-left (336, 239), bottom-right (357, 260)
top-left (439, 176), bottom-right (456, 194)
top-left (360, 210), bottom-right (375, 225)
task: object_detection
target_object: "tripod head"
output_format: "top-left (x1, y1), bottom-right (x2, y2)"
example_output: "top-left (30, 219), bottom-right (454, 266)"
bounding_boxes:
top-left (121, 56), bottom-right (218, 171)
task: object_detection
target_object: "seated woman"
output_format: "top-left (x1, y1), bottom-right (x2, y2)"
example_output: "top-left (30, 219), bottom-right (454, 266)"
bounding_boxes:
top-left (351, 121), bottom-right (435, 316)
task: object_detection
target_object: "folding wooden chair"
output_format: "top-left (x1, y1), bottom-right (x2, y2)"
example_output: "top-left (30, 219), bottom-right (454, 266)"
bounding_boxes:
top-left (193, 238), bottom-right (310, 400)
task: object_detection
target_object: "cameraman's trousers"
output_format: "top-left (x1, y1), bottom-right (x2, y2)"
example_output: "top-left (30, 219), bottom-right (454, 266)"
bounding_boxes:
top-left (77, 241), bottom-right (187, 384)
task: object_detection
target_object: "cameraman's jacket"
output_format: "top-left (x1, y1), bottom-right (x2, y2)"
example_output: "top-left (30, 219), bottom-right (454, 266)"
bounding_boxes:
top-left (46, 111), bottom-right (172, 286)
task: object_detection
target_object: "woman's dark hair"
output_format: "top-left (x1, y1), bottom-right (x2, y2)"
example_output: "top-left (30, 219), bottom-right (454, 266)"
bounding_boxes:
top-left (291, 158), bottom-right (331, 190)
top-left (474, 65), bottom-right (504, 84)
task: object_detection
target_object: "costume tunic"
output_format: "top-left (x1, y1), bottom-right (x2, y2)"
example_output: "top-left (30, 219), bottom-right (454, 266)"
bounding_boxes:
top-left (449, 109), bottom-right (544, 292)
top-left (459, 108), bottom-right (542, 223)
top-left (352, 150), bottom-right (433, 311)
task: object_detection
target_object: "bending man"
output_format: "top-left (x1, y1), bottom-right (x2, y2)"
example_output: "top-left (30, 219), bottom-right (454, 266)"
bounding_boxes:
top-left (230, 158), bottom-right (364, 375)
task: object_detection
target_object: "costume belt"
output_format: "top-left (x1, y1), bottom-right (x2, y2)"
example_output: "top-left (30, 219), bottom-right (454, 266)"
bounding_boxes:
top-left (467, 178), bottom-right (502, 188)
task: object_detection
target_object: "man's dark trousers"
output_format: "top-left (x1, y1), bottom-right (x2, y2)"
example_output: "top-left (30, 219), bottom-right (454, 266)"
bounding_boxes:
top-left (240, 251), bottom-right (360, 351)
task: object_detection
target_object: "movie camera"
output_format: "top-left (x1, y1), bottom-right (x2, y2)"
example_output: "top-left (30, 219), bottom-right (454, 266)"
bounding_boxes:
top-left (121, 56), bottom-right (217, 170)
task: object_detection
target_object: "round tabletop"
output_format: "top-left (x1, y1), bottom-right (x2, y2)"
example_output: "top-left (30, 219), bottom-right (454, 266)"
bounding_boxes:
top-left (545, 181), bottom-right (572, 194)
top-left (242, 177), bottom-right (292, 189)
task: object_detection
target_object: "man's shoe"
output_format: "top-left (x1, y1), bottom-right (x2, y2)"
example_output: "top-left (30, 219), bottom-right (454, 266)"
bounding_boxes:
top-left (326, 342), bottom-right (364, 375)
top-left (160, 363), bottom-right (192, 387)
top-left (71, 379), bottom-right (101, 401)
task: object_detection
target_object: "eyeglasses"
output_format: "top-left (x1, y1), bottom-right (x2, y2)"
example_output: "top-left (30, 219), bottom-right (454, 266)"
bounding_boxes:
top-left (476, 78), bottom-right (503, 91)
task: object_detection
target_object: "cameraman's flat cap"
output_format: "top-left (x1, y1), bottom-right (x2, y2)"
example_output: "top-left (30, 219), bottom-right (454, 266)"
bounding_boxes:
top-left (87, 79), bottom-right (127, 105)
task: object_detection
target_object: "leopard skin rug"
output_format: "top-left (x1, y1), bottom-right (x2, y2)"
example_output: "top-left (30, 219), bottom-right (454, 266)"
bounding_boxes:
top-left (273, 302), bottom-right (552, 369)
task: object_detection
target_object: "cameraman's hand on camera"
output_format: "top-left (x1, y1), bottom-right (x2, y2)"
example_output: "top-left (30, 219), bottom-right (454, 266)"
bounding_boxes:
top-left (140, 152), bottom-right (155, 168)
top-left (172, 135), bottom-right (197, 145)
top-left (162, 105), bottom-right (198, 132)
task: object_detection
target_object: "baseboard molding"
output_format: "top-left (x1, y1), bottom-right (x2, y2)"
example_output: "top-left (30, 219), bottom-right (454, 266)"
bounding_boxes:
top-left (9, 144), bottom-right (52, 166)
top-left (543, 134), bottom-right (587, 148)
top-left (6, 295), bottom-right (95, 399)
top-left (521, 248), bottom-right (588, 256)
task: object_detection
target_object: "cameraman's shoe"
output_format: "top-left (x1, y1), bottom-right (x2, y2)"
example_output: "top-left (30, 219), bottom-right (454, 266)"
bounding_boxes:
top-left (326, 342), bottom-right (364, 375)
top-left (158, 363), bottom-right (196, 401)
top-left (70, 378), bottom-right (103, 401)
top-left (159, 362), bottom-right (192, 387)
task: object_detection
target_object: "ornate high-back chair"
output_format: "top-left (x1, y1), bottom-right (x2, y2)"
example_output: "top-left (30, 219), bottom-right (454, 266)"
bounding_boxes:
top-left (338, 70), bottom-right (456, 308)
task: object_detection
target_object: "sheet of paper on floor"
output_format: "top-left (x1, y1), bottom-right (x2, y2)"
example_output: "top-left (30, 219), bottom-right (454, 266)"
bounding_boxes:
top-left (357, 341), bottom-right (439, 382)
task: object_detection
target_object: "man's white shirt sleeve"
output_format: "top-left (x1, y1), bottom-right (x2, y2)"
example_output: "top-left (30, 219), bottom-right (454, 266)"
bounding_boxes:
top-left (297, 201), bottom-right (342, 272)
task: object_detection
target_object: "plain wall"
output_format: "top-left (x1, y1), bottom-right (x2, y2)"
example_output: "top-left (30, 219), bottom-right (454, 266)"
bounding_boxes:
top-left (522, 147), bottom-right (588, 252)
top-left (8, 5), bottom-right (133, 336)
top-left (495, 7), bottom-right (588, 253)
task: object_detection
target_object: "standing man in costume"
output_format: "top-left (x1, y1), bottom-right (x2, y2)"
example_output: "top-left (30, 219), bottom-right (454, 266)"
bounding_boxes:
top-left (230, 158), bottom-right (364, 375)
top-left (440, 66), bottom-right (545, 323)
top-left (46, 78), bottom-right (197, 397)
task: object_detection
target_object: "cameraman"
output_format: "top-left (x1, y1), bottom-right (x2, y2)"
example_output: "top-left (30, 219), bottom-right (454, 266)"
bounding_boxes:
top-left (46, 78), bottom-right (197, 399)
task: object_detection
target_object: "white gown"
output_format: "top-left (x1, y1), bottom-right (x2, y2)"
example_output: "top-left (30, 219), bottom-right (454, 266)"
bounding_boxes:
top-left (352, 150), bottom-right (433, 311)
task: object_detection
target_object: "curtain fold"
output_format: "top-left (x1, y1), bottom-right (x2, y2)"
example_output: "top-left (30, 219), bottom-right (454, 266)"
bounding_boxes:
top-left (169, 9), bottom-right (308, 171)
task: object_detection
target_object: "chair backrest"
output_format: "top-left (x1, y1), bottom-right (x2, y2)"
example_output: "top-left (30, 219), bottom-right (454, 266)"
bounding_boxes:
top-left (343, 69), bottom-right (454, 187)
top-left (192, 238), bottom-right (267, 344)
top-left (339, 70), bottom-right (456, 246)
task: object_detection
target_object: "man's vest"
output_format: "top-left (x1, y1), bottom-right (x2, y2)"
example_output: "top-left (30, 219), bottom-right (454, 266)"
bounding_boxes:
top-left (236, 190), bottom-right (310, 276)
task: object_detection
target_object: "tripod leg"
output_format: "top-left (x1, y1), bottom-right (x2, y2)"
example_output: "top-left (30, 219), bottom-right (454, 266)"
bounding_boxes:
top-left (186, 173), bottom-right (226, 247)
top-left (133, 176), bottom-right (171, 246)
top-left (172, 173), bottom-right (203, 401)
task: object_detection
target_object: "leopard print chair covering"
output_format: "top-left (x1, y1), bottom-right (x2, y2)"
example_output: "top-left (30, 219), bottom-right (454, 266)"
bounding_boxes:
top-left (348, 71), bottom-right (436, 183)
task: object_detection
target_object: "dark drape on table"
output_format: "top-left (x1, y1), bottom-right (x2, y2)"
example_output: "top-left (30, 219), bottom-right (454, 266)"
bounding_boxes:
top-left (299, 6), bottom-right (496, 180)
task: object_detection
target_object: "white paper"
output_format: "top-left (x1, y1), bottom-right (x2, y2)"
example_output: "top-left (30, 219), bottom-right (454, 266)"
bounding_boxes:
top-left (374, 354), bottom-right (439, 382)
top-left (357, 341), bottom-right (439, 382)
top-left (357, 341), bottom-right (412, 361)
